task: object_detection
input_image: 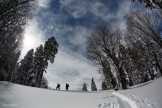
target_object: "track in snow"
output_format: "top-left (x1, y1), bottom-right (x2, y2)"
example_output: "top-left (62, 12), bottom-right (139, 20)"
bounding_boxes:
top-left (97, 92), bottom-right (132, 108)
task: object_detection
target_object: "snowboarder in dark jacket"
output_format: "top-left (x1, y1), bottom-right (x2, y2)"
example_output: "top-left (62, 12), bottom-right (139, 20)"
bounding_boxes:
top-left (65, 83), bottom-right (69, 91)
top-left (56, 83), bottom-right (60, 90)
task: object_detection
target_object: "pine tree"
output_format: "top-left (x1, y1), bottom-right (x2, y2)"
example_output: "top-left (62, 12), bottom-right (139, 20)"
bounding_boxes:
top-left (14, 49), bottom-right (34, 85)
top-left (82, 83), bottom-right (88, 91)
top-left (34, 45), bottom-right (47, 87)
top-left (44, 37), bottom-right (58, 63)
top-left (41, 77), bottom-right (48, 88)
top-left (102, 81), bottom-right (108, 91)
top-left (28, 72), bottom-right (36, 87)
top-left (15, 37), bottom-right (59, 88)
top-left (27, 62), bottom-right (37, 87)
top-left (91, 77), bottom-right (97, 91)
top-left (34, 36), bottom-right (58, 88)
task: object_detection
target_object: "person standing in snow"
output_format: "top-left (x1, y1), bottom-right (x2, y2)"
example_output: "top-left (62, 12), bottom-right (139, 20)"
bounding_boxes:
top-left (56, 83), bottom-right (60, 90)
top-left (65, 83), bottom-right (69, 91)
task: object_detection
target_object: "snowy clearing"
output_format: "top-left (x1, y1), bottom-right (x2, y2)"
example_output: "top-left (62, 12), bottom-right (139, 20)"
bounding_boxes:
top-left (0, 77), bottom-right (162, 108)
top-left (0, 82), bottom-right (128, 108)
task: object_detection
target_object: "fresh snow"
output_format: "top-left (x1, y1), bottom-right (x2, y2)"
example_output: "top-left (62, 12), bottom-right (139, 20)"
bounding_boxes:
top-left (118, 77), bottom-right (162, 108)
top-left (0, 82), bottom-right (128, 108)
top-left (0, 77), bottom-right (162, 108)
top-left (112, 92), bottom-right (138, 108)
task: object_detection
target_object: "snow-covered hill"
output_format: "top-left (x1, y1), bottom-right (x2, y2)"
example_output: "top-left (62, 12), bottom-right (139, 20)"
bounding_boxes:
top-left (0, 77), bottom-right (162, 108)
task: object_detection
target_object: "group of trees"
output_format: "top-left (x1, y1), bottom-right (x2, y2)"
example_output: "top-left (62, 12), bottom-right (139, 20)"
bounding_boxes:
top-left (82, 77), bottom-right (98, 91)
top-left (101, 80), bottom-right (113, 90)
top-left (82, 77), bottom-right (113, 91)
top-left (0, 0), bottom-right (59, 88)
top-left (86, 10), bottom-right (162, 90)
top-left (0, 0), bottom-right (36, 81)
top-left (0, 0), bottom-right (59, 89)
top-left (12, 37), bottom-right (58, 88)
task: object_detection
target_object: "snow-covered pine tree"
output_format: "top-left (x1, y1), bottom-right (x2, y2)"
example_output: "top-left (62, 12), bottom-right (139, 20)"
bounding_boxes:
top-left (82, 83), bottom-right (88, 91)
top-left (30, 37), bottom-right (58, 88)
top-left (44, 37), bottom-right (58, 63)
top-left (101, 81), bottom-right (108, 91)
top-left (91, 77), bottom-right (97, 91)
top-left (41, 77), bottom-right (48, 89)
top-left (28, 72), bottom-right (36, 87)
top-left (14, 49), bottom-right (34, 85)
top-left (27, 61), bottom-right (37, 87)
top-left (34, 37), bottom-right (58, 87)
top-left (34, 45), bottom-right (47, 87)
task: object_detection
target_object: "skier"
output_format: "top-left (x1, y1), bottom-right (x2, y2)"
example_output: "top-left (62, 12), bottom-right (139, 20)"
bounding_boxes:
top-left (56, 83), bottom-right (60, 90)
top-left (65, 83), bottom-right (69, 91)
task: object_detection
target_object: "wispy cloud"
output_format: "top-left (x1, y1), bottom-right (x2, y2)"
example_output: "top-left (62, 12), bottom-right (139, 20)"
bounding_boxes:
top-left (58, 0), bottom-right (132, 30)
top-left (21, 0), bottom-right (52, 59)
top-left (21, 19), bottom-right (45, 59)
top-left (59, 0), bottom-right (108, 19)
top-left (44, 48), bottom-right (104, 91)
top-left (37, 0), bottom-right (51, 8)
top-left (114, 1), bottom-right (132, 31)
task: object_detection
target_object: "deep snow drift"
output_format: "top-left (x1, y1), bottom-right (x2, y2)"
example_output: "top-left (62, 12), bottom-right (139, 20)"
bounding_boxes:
top-left (0, 77), bottom-right (162, 108)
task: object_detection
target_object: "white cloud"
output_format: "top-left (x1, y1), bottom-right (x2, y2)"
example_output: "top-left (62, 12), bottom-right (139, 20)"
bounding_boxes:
top-left (90, 2), bottom-right (112, 20)
top-left (59, 0), bottom-right (87, 18)
top-left (59, 0), bottom-right (111, 20)
top-left (37, 0), bottom-right (51, 8)
top-left (59, 0), bottom-right (132, 30)
top-left (44, 48), bottom-right (104, 91)
top-left (115, 1), bottom-right (132, 31)
top-left (67, 26), bottom-right (91, 51)
top-left (20, 0), bottom-right (51, 58)
top-left (20, 19), bottom-right (45, 59)
top-left (70, 8), bottom-right (87, 19)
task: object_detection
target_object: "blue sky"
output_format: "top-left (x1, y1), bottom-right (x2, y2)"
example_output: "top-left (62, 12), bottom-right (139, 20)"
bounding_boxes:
top-left (21, 0), bottom-right (144, 91)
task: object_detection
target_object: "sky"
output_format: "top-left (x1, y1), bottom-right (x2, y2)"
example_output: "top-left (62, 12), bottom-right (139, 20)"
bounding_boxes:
top-left (21, 0), bottom-right (144, 91)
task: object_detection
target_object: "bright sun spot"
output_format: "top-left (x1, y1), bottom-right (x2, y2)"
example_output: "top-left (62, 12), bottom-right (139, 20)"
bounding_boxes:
top-left (23, 34), bottom-right (35, 50)
top-left (20, 19), bottom-right (45, 59)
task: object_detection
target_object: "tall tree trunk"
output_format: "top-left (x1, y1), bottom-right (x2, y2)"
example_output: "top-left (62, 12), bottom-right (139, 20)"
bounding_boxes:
top-left (114, 61), bottom-right (127, 89)
top-left (156, 62), bottom-right (162, 76)
top-left (37, 70), bottom-right (44, 87)
top-left (153, 53), bottom-right (162, 76)
top-left (119, 67), bottom-right (127, 89)
top-left (6, 66), bottom-right (12, 82)
top-left (101, 61), bottom-right (118, 89)
top-left (129, 76), bottom-right (134, 86)
top-left (110, 77), bottom-right (117, 88)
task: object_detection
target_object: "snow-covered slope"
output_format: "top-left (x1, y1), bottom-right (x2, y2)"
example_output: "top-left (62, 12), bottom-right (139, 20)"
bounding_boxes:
top-left (0, 82), bottom-right (125, 108)
top-left (118, 77), bottom-right (162, 108)
top-left (0, 77), bottom-right (162, 108)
